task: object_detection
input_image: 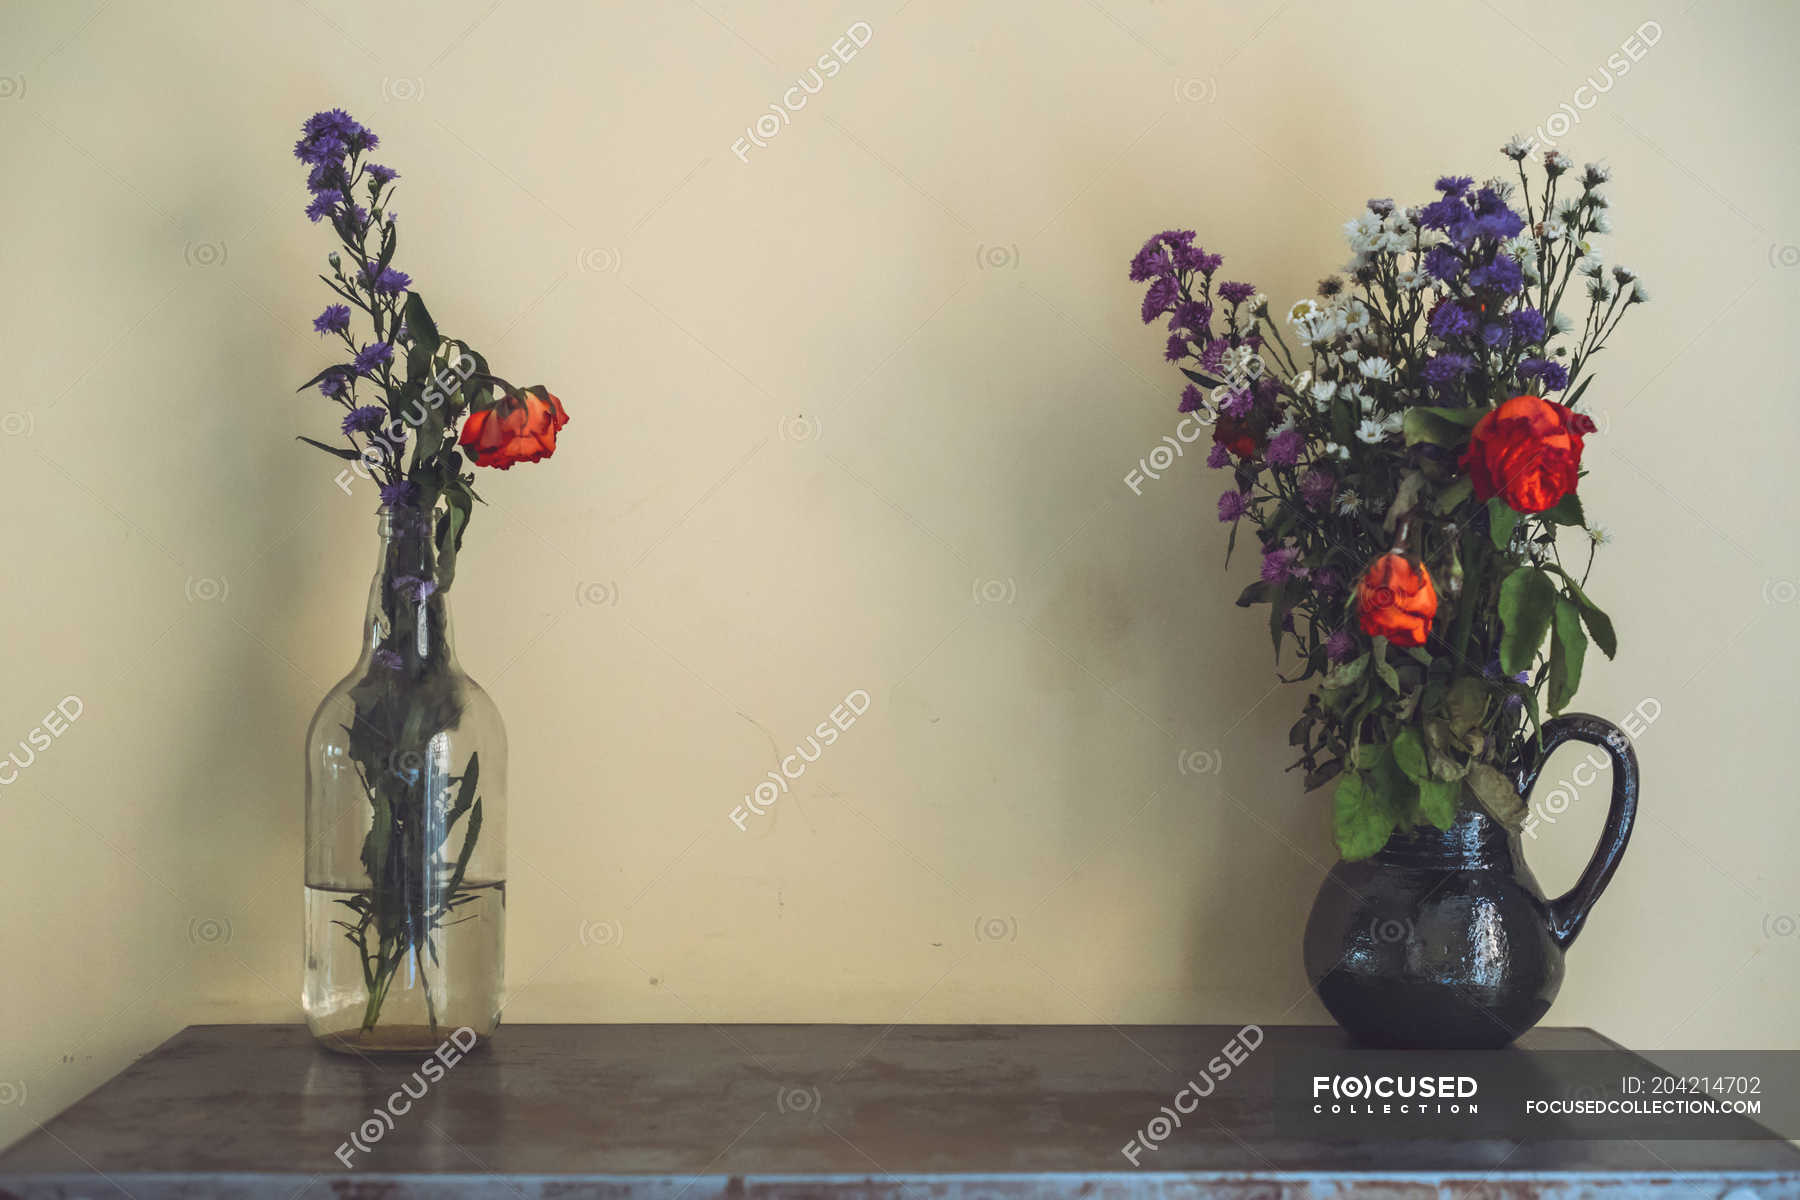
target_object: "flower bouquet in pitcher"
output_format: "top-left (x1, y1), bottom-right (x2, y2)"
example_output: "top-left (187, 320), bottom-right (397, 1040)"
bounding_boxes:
top-left (1129, 140), bottom-right (1644, 1046)
top-left (290, 109), bottom-right (570, 1052)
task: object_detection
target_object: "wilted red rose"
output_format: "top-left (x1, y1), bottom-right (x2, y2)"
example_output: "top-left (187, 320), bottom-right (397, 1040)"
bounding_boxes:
top-left (1357, 553), bottom-right (1438, 649)
top-left (1459, 394), bottom-right (1592, 514)
top-left (458, 389), bottom-right (569, 469)
top-left (1212, 414), bottom-right (1261, 459)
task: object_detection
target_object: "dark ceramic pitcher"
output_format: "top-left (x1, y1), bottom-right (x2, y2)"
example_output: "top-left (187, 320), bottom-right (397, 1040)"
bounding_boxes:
top-left (1302, 713), bottom-right (1639, 1048)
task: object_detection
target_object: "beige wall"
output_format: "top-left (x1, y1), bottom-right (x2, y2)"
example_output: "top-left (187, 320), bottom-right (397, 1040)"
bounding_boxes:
top-left (2, 0), bottom-right (1797, 1148)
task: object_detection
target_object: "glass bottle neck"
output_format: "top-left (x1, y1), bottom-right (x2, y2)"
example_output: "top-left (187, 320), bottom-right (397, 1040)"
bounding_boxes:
top-left (361, 506), bottom-right (457, 672)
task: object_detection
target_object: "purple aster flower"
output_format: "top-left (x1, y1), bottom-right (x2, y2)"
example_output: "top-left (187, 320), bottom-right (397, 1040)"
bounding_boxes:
top-left (1518, 358), bottom-right (1569, 391)
top-left (1470, 187), bottom-right (1525, 240)
top-left (1164, 333), bottom-right (1189, 362)
top-left (307, 161), bottom-right (347, 193)
top-left (1312, 568), bottom-right (1342, 597)
top-left (1510, 307), bottom-right (1546, 345)
top-left (313, 304), bottom-right (352, 335)
top-left (1205, 443), bottom-right (1230, 468)
top-left (1480, 321), bottom-right (1510, 349)
top-left (1218, 281), bottom-right (1257, 305)
top-left (1325, 629), bottom-right (1356, 663)
top-left (1179, 384), bottom-right (1205, 413)
top-left (1260, 546), bottom-right (1304, 583)
top-left (1468, 255), bottom-right (1523, 294)
top-left (1418, 195), bottom-right (1468, 233)
top-left (1266, 428), bottom-right (1302, 467)
top-left (1187, 249), bottom-right (1224, 275)
top-left (353, 341), bottom-right (394, 376)
top-left (341, 405), bottom-right (386, 436)
top-left (1428, 302), bottom-right (1474, 340)
top-left (293, 134), bottom-right (346, 165)
top-left (392, 575), bottom-right (437, 602)
top-left (1423, 352), bottom-right (1474, 388)
top-left (1367, 197), bottom-right (1396, 217)
top-left (1299, 467), bottom-right (1335, 509)
top-left (305, 192), bottom-right (340, 223)
top-left (372, 648), bottom-right (404, 670)
top-left (368, 163), bottom-right (399, 186)
top-left (379, 479), bottom-right (419, 508)
top-left (1435, 175), bottom-right (1474, 196)
top-left (359, 262), bottom-right (412, 296)
top-left (1217, 490), bottom-right (1249, 522)
top-left (1140, 275), bottom-right (1178, 323)
top-left (1199, 338), bottom-right (1226, 374)
top-left (1129, 237), bottom-right (1172, 282)
top-left (1170, 299), bottom-right (1212, 334)
top-left (1217, 386), bottom-right (1254, 419)
top-left (318, 366), bottom-right (354, 398)
top-left (1423, 244), bottom-right (1463, 283)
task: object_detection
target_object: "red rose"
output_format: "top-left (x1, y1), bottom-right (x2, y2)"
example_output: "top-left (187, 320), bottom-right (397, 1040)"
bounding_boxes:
top-left (1357, 553), bottom-right (1438, 649)
top-left (1213, 415), bottom-right (1261, 459)
top-left (1459, 394), bottom-right (1592, 514)
top-left (458, 389), bottom-right (570, 469)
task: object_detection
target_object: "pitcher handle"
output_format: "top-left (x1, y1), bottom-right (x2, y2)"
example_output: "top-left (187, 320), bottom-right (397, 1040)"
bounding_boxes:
top-left (1515, 713), bottom-right (1640, 949)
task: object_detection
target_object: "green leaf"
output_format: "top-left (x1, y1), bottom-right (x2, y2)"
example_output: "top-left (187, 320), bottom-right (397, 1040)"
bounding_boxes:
top-left (1235, 580), bottom-right (1272, 607)
top-left (1384, 471), bottom-right (1427, 533)
top-left (1544, 492), bottom-right (1586, 527)
top-left (1498, 565), bottom-right (1558, 676)
top-left (1324, 651), bottom-right (1368, 692)
top-left (1304, 759), bottom-right (1343, 791)
top-left (435, 484), bottom-right (474, 593)
top-left (1446, 676), bottom-right (1488, 736)
top-left (444, 752), bottom-right (480, 834)
top-left (1417, 776), bottom-right (1459, 830)
top-left (296, 435), bottom-right (360, 461)
top-left (1403, 408), bottom-right (1476, 448)
top-left (1548, 597), bottom-right (1588, 714)
top-left (1467, 762), bottom-right (1526, 828)
top-left (1433, 475), bottom-right (1474, 514)
top-left (1333, 772), bottom-right (1395, 861)
top-left (1180, 367), bottom-right (1223, 390)
top-left (1392, 727), bottom-right (1429, 783)
top-left (1579, 602), bottom-right (1617, 660)
top-left (1565, 376), bottom-right (1594, 408)
top-left (1268, 579), bottom-right (1289, 656)
top-left (1542, 564), bottom-right (1618, 659)
top-left (1371, 636), bottom-right (1401, 693)
top-left (1487, 495), bottom-right (1522, 550)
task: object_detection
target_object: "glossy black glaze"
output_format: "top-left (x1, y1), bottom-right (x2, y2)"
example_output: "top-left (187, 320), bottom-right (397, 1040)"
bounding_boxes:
top-left (1303, 713), bottom-right (1640, 1048)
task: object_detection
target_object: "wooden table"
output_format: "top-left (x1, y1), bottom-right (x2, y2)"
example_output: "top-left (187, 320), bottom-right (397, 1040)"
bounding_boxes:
top-left (2, 1024), bottom-right (1796, 1197)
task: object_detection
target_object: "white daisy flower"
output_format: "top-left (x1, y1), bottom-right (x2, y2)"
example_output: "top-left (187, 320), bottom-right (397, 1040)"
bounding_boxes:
top-left (1542, 218), bottom-right (1568, 242)
top-left (1287, 298), bottom-right (1320, 325)
top-left (1588, 524), bottom-right (1614, 546)
top-left (1550, 311), bottom-right (1575, 334)
top-left (1344, 211), bottom-right (1383, 255)
top-left (1543, 149), bottom-right (1573, 174)
top-left (1354, 417), bottom-right (1386, 444)
top-left (1629, 280), bottom-right (1650, 303)
top-left (1334, 488), bottom-right (1361, 513)
top-left (1357, 356), bottom-right (1396, 383)
top-left (1395, 268), bottom-right (1430, 291)
top-left (1590, 210), bottom-right (1613, 234)
top-left (1501, 134), bottom-right (1535, 161)
top-left (1324, 441), bottom-right (1351, 462)
top-left (1342, 300), bottom-right (1372, 335)
top-left (1309, 379), bottom-right (1337, 410)
top-left (1380, 411), bottom-right (1406, 436)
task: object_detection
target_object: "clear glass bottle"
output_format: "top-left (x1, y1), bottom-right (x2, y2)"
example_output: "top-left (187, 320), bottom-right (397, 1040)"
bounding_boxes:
top-left (303, 506), bottom-right (506, 1053)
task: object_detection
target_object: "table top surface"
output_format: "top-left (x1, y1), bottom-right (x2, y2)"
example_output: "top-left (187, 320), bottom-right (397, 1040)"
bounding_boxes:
top-left (3, 1023), bottom-right (1797, 1198)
